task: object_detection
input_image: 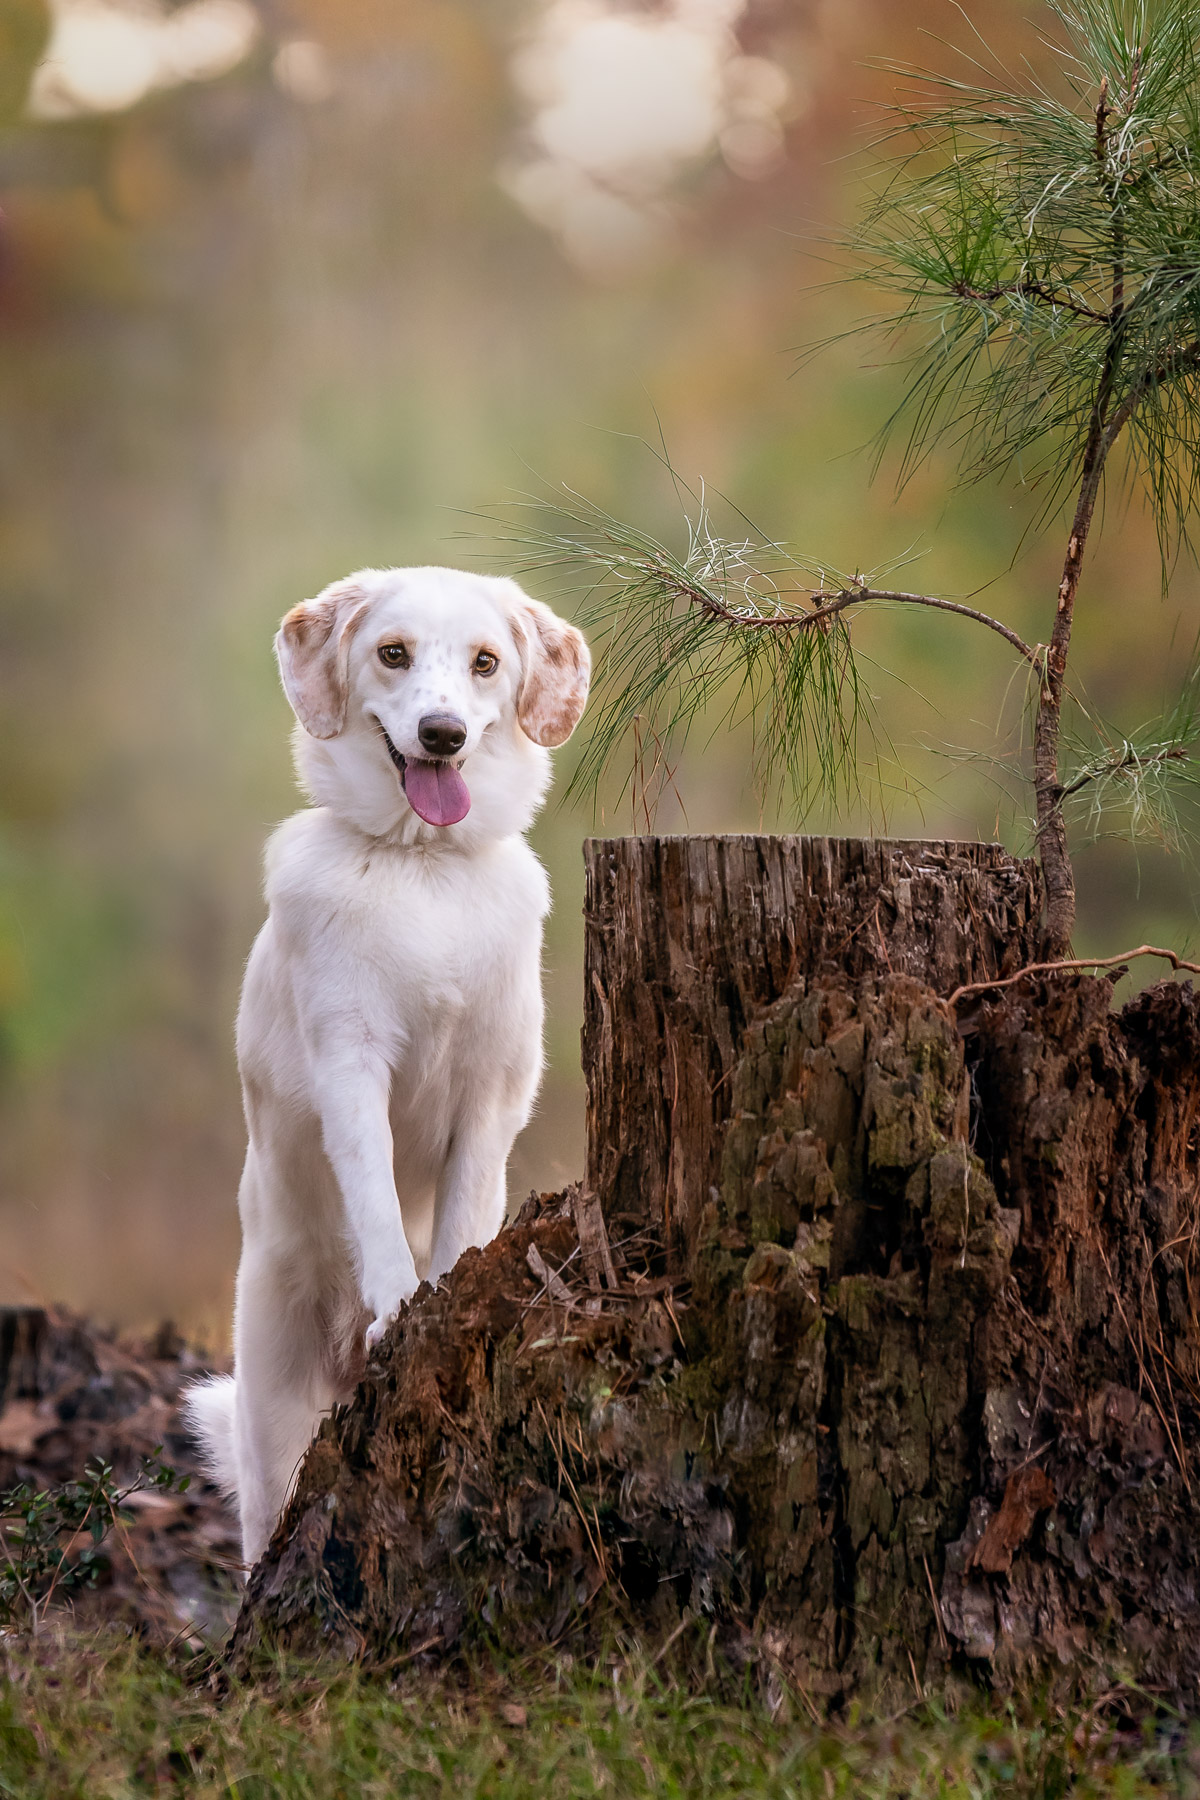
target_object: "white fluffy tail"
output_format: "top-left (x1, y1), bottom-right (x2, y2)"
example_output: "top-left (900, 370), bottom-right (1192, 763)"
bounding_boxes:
top-left (182, 1374), bottom-right (239, 1499)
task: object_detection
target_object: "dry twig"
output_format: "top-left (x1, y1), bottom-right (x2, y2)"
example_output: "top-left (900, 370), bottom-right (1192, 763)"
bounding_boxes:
top-left (947, 943), bottom-right (1200, 1008)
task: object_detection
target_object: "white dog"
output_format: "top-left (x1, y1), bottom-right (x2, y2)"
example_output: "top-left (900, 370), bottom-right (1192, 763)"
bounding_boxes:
top-left (185, 566), bottom-right (590, 1566)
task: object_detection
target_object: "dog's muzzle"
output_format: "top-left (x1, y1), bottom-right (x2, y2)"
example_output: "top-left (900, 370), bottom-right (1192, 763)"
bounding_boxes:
top-left (378, 722), bottom-right (471, 827)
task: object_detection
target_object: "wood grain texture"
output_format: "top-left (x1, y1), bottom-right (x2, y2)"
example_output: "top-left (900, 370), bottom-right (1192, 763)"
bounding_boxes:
top-left (582, 835), bottom-right (1043, 1258)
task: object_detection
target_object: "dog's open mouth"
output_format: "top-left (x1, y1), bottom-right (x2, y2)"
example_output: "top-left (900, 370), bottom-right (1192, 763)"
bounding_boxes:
top-left (380, 726), bottom-right (471, 828)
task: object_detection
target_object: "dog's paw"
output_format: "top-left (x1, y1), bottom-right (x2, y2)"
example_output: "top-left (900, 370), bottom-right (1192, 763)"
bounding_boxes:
top-left (362, 1269), bottom-right (419, 1351)
top-left (364, 1312), bottom-right (397, 1351)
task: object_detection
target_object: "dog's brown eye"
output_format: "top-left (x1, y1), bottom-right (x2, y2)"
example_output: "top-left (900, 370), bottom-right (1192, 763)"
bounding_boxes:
top-left (378, 644), bottom-right (409, 669)
top-left (474, 650), bottom-right (499, 676)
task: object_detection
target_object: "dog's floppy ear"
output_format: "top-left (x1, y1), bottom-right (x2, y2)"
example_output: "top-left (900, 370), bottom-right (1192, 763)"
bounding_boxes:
top-left (504, 586), bottom-right (591, 748)
top-left (275, 578), bottom-right (371, 739)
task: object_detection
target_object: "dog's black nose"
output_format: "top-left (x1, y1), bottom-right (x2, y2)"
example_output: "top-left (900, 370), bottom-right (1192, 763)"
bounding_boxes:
top-left (417, 712), bottom-right (467, 757)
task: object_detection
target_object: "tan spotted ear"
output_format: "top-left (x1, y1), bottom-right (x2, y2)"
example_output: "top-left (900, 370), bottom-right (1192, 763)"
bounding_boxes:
top-left (275, 578), bottom-right (370, 739)
top-left (504, 586), bottom-right (591, 748)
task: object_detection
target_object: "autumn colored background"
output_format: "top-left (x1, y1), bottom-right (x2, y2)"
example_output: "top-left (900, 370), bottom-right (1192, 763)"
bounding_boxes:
top-left (0, 0), bottom-right (1196, 1335)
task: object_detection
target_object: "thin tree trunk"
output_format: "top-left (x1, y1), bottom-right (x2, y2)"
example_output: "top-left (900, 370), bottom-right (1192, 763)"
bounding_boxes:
top-left (1032, 75), bottom-right (1126, 957)
top-left (1032, 473), bottom-right (1100, 955)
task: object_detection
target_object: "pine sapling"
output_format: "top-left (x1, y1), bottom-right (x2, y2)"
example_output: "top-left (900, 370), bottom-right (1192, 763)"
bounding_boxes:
top-left (497, 0), bottom-right (1200, 956)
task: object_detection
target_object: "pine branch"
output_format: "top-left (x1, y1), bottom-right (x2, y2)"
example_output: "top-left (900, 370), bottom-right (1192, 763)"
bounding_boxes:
top-left (950, 279), bottom-right (1110, 323)
top-left (1058, 742), bottom-right (1191, 800)
top-left (785, 586), bottom-right (1039, 666)
top-left (638, 562), bottom-right (1038, 664)
top-left (481, 484), bottom-right (1047, 815)
top-left (1101, 337), bottom-right (1200, 452)
top-left (1058, 659), bottom-right (1200, 850)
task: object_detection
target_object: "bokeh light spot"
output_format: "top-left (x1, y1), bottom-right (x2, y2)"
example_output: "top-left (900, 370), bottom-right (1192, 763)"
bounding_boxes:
top-left (28, 0), bottom-right (260, 120)
top-left (506, 0), bottom-right (795, 275)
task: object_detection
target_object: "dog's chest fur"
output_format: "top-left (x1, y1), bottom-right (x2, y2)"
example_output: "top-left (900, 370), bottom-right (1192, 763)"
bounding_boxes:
top-left (257, 808), bottom-right (548, 1119)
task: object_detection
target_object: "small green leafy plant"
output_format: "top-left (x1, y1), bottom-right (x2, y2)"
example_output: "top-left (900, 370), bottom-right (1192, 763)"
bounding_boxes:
top-left (0, 1451), bottom-right (189, 1631)
top-left (500, 0), bottom-right (1200, 955)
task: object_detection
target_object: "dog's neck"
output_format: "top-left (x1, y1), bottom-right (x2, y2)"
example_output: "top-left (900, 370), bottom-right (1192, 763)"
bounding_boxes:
top-left (291, 721), bottom-right (551, 849)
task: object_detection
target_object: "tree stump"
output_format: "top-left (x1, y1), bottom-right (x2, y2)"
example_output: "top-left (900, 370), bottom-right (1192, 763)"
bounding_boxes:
top-left (582, 836), bottom-right (1042, 1260)
top-left (231, 837), bottom-right (1200, 1708)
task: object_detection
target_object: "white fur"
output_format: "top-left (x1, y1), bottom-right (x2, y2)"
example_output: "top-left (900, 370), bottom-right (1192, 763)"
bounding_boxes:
top-left (185, 566), bottom-right (589, 1566)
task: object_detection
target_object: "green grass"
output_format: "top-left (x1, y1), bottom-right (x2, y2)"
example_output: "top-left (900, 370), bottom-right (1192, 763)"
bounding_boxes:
top-left (0, 1632), bottom-right (1196, 1799)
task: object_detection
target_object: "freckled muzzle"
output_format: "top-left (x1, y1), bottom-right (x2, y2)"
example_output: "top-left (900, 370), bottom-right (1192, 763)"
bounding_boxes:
top-left (379, 721), bottom-right (472, 827)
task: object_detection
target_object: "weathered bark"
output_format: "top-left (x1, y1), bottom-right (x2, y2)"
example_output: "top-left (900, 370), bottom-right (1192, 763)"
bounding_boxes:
top-left (583, 835), bottom-right (1043, 1261)
top-left (232, 836), bottom-right (1200, 1709)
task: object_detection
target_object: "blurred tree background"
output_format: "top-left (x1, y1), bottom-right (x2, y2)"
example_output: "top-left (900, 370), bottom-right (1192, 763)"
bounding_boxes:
top-left (0, 0), bottom-right (1197, 1334)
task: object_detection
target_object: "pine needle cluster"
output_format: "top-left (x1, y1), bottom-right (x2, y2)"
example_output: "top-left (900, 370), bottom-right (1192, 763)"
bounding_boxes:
top-left (1061, 655), bottom-right (1200, 847)
top-left (854, 0), bottom-right (1200, 547)
top-left (490, 485), bottom-right (869, 816)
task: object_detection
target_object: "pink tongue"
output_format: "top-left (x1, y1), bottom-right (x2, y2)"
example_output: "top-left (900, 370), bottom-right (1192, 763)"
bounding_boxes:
top-left (402, 758), bottom-right (471, 827)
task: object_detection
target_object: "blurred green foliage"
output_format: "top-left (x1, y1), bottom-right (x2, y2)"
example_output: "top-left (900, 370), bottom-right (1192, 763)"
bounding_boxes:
top-left (0, 0), bottom-right (46, 127)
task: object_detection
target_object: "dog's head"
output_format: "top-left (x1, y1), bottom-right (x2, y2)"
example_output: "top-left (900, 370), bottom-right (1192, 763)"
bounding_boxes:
top-left (275, 567), bottom-right (590, 840)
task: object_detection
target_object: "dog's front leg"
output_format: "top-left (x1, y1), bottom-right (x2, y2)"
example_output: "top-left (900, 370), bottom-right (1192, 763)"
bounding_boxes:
top-left (427, 1114), bottom-right (516, 1286)
top-left (310, 1045), bottom-right (420, 1346)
